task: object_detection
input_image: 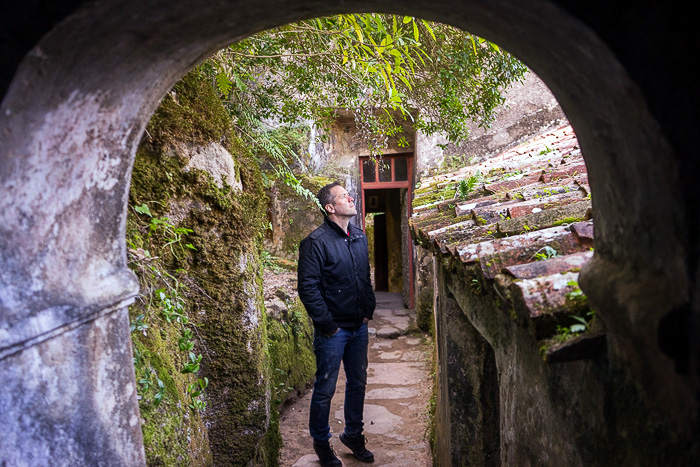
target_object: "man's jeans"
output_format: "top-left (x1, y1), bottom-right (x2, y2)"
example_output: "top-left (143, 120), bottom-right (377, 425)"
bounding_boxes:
top-left (309, 323), bottom-right (369, 442)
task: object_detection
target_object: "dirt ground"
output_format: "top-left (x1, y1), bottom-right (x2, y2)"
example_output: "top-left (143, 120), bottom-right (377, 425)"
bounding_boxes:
top-left (276, 292), bottom-right (434, 467)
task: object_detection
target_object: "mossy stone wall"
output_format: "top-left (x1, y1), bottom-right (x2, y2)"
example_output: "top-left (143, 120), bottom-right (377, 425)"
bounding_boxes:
top-left (127, 68), bottom-right (279, 465)
top-left (434, 263), bottom-right (609, 466)
top-left (266, 298), bottom-right (316, 407)
top-left (414, 246), bottom-right (435, 334)
top-left (265, 174), bottom-right (332, 259)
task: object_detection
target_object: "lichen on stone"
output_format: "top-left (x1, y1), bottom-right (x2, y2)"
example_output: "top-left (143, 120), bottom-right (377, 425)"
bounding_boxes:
top-left (127, 67), bottom-right (296, 466)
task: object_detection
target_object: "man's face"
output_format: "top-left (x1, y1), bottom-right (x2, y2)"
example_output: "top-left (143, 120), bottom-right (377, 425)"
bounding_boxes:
top-left (327, 185), bottom-right (357, 218)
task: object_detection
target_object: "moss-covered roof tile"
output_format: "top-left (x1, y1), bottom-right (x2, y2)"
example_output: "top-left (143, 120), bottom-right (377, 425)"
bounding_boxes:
top-left (410, 123), bottom-right (600, 351)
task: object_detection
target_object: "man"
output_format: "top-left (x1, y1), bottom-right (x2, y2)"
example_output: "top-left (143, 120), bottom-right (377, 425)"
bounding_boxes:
top-left (298, 181), bottom-right (376, 466)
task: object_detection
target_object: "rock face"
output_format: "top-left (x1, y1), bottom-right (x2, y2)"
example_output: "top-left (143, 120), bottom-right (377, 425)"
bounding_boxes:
top-left (265, 176), bottom-right (328, 259)
top-left (178, 140), bottom-right (244, 191)
top-left (444, 73), bottom-right (567, 167)
top-left (414, 72), bottom-right (566, 178)
top-left (125, 70), bottom-right (275, 465)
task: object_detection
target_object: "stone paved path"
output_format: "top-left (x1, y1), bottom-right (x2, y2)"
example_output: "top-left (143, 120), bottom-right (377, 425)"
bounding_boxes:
top-left (279, 292), bottom-right (434, 466)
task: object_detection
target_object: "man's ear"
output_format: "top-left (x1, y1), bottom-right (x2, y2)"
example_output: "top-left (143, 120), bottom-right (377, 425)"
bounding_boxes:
top-left (325, 203), bottom-right (335, 214)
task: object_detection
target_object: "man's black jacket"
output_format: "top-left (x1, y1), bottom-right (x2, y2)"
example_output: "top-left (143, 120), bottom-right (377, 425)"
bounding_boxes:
top-left (297, 217), bottom-right (376, 336)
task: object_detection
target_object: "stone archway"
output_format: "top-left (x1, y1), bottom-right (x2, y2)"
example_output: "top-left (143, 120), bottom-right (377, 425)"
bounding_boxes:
top-left (1, 1), bottom-right (696, 464)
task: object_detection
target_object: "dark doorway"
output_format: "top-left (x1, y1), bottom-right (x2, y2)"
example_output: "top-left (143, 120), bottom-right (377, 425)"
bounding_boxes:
top-left (360, 154), bottom-right (414, 305)
top-left (373, 213), bottom-right (388, 291)
top-left (364, 188), bottom-right (403, 293)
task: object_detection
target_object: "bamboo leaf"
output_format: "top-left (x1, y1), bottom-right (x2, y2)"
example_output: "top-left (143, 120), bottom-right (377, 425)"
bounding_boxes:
top-left (205, 12), bottom-right (527, 155)
top-left (397, 74), bottom-right (412, 90)
top-left (351, 17), bottom-right (364, 43)
top-left (421, 19), bottom-right (437, 41)
top-left (470, 34), bottom-right (478, 55)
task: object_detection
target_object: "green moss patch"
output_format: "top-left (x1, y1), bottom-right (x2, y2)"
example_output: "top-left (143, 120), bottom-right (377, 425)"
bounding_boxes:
top-left (128, 67), bottom-right (281, 466)
top-left (147, 68), bottom-right (232, 147)
top-left (266, 299), bottom-right (316, 407)
top-left (416, 287), bottom-right (435, 333)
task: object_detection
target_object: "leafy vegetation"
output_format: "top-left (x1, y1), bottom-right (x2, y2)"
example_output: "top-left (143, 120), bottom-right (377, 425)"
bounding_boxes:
top-left (128, 207), bottom-right (209, 413)
top-left (538, 279), bottom-right (595, 352)
top-left (539, 145), bottom-right (553, 155)
top-left (204, 13), bottom-right (527, 156)
top-left (565, 279), bottom-right (586, 301)
top-left (551, 310), bottom-right (596, 344)
top-left (532, 246), bottom-right (559, 261)
top-left (455, 171), bottom-right (483, 200)
top-left (127, 208), bottom-right (212, 464)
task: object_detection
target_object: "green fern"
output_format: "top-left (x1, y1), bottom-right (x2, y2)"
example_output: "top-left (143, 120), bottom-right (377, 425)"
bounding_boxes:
top-left (456, 171), bottom-right (482, 200)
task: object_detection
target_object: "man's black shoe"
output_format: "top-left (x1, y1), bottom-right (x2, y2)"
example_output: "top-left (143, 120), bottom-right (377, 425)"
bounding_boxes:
top-left (339, 432), bottom-right (374, 462)
top-left (313, 440), bottom-right (342, 466)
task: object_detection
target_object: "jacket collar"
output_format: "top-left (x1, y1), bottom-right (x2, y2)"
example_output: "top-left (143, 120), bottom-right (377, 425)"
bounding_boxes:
top-left (324, 216), bottom-right (352, 237)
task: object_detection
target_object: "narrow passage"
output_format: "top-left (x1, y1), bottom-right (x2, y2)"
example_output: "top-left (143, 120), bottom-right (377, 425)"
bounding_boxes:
top-left (280, 292), bottom-right (434, 466)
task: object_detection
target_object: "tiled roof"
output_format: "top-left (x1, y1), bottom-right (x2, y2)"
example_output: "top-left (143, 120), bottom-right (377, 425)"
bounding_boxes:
top-left (411, 123), bottom-right (603, 362)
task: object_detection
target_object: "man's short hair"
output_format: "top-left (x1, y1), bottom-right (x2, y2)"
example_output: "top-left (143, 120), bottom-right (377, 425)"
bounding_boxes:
top-left (317, 181), bottom-right (342, 216)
